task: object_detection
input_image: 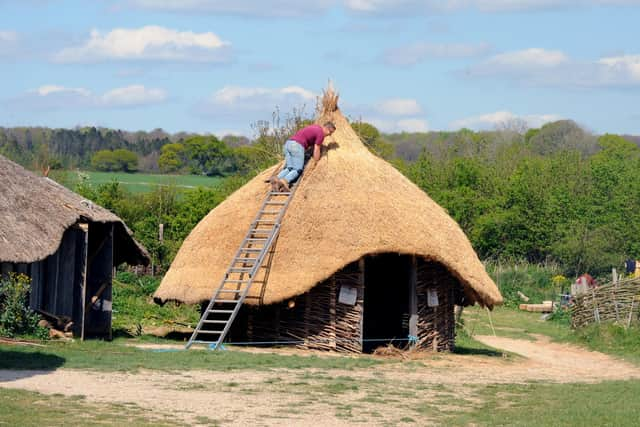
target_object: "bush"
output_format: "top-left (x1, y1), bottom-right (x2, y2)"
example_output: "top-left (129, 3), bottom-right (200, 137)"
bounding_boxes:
top-left (0, 273), bottom-right (47, 338)
top-left (486, 260), bottom-right (563, 308)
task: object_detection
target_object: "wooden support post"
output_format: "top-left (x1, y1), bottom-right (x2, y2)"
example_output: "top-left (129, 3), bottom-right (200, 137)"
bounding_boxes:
top-left (409, 256), bottom-right (418, 347)
top-left (330, 277), bottom-right (336, 350)
top-left (358, 258), bottom-right (365, 352)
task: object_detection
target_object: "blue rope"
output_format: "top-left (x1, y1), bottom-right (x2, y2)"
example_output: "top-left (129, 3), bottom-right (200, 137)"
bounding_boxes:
top-left (146, 337), bottom-right (419, 351)
top-left (221, 337), bottom-right (415, 346)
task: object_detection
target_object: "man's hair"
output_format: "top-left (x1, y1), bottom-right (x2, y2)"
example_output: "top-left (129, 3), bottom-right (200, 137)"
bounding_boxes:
top-left (323, 121), bottom-right (336, 131)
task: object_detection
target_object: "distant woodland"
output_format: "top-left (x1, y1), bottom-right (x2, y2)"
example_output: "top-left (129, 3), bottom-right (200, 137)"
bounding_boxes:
top-left (3, 120), bottom-right (640, 278)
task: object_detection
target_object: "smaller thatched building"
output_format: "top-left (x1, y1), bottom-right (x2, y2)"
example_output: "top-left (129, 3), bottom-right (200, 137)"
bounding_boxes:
top-left (155, 88), bottom-right (502, 352)
top-left (0, 155), bottom-right (149, 339)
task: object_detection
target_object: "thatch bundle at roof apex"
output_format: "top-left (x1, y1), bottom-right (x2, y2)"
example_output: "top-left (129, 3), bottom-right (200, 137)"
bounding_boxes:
top-left (0, 154), bottom-right (149, 266)
top-left (154, 87), bottom-right (502, 308)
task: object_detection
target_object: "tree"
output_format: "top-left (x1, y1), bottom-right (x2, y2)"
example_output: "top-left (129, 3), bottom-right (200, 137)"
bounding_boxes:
top-left (91, 150), bottom-right (117, 171)
top-left (112, 149), bottom-right (138, 172)
top-left (158, 143), bottom-right (186, 173)
top-left (91, 149), bottom-right (138, 172)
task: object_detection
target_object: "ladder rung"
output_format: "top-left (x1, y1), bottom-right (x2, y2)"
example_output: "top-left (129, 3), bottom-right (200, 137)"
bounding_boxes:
top-left (186, 181), bottom-right (297, 351)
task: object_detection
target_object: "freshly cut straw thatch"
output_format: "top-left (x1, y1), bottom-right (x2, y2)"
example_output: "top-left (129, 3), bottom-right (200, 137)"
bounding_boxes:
top-left (0, 155), bottom-right (149, 266)
top-left (155, 87), bottom-right (502, 308)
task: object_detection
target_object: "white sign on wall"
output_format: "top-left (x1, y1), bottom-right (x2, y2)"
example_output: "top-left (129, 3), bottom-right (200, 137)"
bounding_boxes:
top-left (338, 285), bottom-right (358, 306)
top-left (427, 289), bottom-right (439, 307)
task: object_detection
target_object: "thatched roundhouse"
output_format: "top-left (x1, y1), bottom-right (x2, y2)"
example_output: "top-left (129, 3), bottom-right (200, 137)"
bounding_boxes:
top-left (0, 155), bottom-right (149, 339)
top-left (155, 88), bottom-right (502, 352)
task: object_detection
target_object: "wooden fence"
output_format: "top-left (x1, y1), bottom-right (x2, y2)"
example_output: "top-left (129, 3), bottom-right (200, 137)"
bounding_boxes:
top-left (571, 278), bottom-right (640, 328)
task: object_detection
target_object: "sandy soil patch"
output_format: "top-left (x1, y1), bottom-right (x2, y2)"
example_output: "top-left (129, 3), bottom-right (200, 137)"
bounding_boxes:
top-left (2, 335), bottom-right (640, 426)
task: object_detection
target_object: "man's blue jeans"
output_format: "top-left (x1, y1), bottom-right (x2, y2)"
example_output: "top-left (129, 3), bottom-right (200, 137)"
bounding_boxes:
top-left (277, 140), bottom-right (305, 183)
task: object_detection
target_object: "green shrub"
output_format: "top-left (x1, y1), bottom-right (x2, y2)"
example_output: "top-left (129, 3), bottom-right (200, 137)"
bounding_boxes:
top-left (0, 273), bottom-right (47, 338)
top-left (486, 260), bottom-right (563, 307)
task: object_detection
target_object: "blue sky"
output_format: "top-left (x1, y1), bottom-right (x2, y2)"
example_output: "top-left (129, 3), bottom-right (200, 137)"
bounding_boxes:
top-left (1, 0), bottom-right (639, 137)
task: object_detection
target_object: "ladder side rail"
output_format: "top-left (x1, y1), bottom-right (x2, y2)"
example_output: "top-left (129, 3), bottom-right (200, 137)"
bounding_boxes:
top-left (187, 183), bottom-right (299, 349)
top-left (210, 223), bottom-right (283, 349)
top-left (186, 273), bottom-right (243, 349)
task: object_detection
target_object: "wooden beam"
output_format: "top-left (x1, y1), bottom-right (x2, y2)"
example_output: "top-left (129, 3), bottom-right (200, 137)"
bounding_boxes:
top-left (409, 256), bottom-right (418, 344)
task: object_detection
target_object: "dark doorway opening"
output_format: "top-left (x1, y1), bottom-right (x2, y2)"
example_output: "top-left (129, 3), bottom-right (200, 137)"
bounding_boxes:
top-left (363, 253), bottom-right (412, 353)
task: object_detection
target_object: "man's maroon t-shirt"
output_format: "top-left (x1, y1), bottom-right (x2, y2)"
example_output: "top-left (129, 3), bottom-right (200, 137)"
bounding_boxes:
top-left (290, 125), bottom-right (325, 149)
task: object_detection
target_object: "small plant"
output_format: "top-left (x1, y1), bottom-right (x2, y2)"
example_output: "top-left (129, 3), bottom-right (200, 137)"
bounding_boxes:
top-left (0, 273), bottom-right (47, 338)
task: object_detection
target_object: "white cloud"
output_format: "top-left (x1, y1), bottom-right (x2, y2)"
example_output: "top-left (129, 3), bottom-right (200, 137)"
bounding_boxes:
top-left (123, 0), bottom-right (640, 17)
top-left (472, 48), bottom-right (569, 75)
top-left (54, 26), bottom-right (231, 63)
top-left (450, 111), bottom-right (562, 130)
top-left (33, 85), bottom-right (91, 97)
top-left (128, 0), bottom-right (335, 17)
top-left (197, 85), bottom-right (317, 121)
top-left (383, 42), bottom-right (491, 66)
top-left (0, 30), bottom-right (19, 56)
top-left (18, 84), bottom-right (167, 109)
top-left (466, 49), bottom-right (640, 87)
top-left (344, 0), bottom-right (640, 14)
top-left (397, 118), bottom-right (429, 132)
top-left (101, 85), bottom-right (167, 107)
top-left (375, 98), bottom-right (422, 116)
top-left (598, 55), bottom-right (640, 82)
top-left (0, 31), bottom-right (17, 42)
top-left (369, 117), bottom-right (429, 133)
top-left (212, 86), bottom-right (315, 106)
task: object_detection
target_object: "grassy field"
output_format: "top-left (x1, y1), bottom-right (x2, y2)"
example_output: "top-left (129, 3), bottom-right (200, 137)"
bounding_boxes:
top-left (0, 388), bottom-right (174, 427)
top-left (463, 305), bottom-right (640, 365)
top-left (3, 275), bottom-right (640, 425)
top-left (76, 171), bottom-right (224, 193)
top-left (2, 306), bottom-right (640, 425)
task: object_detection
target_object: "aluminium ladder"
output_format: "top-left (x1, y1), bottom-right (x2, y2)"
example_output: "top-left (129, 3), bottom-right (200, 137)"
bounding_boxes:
top-left (185, 183), bottom-right (297, 349)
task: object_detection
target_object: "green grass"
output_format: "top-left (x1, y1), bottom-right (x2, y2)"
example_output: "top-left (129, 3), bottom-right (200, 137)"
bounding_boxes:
top-left (462, 305), bottom-right (640, 364)
top-left (462, 306), bottom-right (573, 342)
top-left (0, 339), bottom-right (383, 372)
top-left (111, 273), bottom-right (200, 336)
top-left (78, 171), bottom-right (223, 193)
top-left (449, 381), bottom-right (640, 426)
top-left (486, 261), bottom-right (565, 308)
top-left (0, 388), bottom-right (175, 426)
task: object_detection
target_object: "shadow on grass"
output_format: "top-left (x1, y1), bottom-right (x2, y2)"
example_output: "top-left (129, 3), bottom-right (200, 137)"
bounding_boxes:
top-left (112, 328), bottom-right (192, 342)
top-left (0, 350), bottom-right (65, 379)
top-left (453, 345), bottom-right (504, 357)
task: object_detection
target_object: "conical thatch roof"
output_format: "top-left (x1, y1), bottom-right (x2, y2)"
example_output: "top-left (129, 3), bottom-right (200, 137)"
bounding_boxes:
top-left (0, 154), bottom-right (149, 266)
top-left (155, 88), bottom-right (502, 308)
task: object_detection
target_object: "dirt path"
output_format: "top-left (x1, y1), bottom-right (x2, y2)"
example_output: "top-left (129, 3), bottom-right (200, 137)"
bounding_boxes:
top-left (2, 335), bottom-right (640, 426)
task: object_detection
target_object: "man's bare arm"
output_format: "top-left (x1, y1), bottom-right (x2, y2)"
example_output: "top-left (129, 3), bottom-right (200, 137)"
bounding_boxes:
top-left (313, 144), bottom-right (321, 162)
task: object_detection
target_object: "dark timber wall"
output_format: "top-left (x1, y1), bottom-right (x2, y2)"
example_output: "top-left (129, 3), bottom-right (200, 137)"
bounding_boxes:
top-left (1, 221), bottom-right (115, 339)
top-left (230, 255), bottom-right (464, 353)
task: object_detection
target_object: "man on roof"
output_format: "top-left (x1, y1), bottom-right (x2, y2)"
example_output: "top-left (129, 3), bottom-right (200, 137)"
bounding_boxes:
top-left (271, 121), bottom-right (336, 192)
